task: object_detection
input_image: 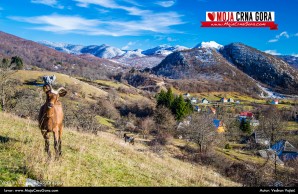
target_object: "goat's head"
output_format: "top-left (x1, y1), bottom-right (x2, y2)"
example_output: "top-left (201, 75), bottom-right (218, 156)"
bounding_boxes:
top-left (43, 85), bottom-right (67, 112)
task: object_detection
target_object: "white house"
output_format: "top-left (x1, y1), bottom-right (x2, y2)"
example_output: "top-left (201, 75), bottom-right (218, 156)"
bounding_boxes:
top-left (220, 97), bottom-right (228, 103)
top-left (191, 97), bottom-right (198, 104)
top-left (183, 93), bottom-right (190, 98)
top-left (228, 98), bottom-right (234, 103)
top-left (201, 98), bottom-right (209, 104)
top-left (250, 119), bottom-right (260, 127)
top-left (194, 105), bottom-right (201, 112)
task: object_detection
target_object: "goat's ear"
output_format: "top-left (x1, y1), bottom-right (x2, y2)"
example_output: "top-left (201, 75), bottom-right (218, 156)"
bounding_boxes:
top-left (58, 88), bottom-right (67, 97)
top-left (43, 85), bottom-right (51, 93)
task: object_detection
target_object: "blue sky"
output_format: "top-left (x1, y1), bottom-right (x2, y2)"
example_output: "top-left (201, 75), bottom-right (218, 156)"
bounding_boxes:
top-left (0, 0), bottom-right (297, 55)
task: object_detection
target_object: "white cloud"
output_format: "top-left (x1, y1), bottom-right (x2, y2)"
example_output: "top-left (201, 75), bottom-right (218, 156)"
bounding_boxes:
top-left (295, 33), bottom-right (298, 37)
top-left (167, 37), bottom-right (176, 42)
top-left (275, 31), bottom-right (289, 39)
top-left (96, 8), bottom-right (109, 13)
top-left (74, 0), bottom-right (149, 16)
top-left (9, 12), bottom-right (184, 36)
top-left (268, 31), bottom-right (289, 43)
top-left (31, 0), bottom-right (64, 9)
top-left (292, 54), bottom-right (298, 57)
top-left (268, 39), bottom-right (278, 43)
top-left (10, 14), bottom-right (102, 32)
top-left (155, 1), bottom-right (175, 7)
top-left (121, 41), bottom-right (136, 50)
top-left (264, 50), bottom-right (281, 55)
top-left (11, 0), bottom-right (185, 36)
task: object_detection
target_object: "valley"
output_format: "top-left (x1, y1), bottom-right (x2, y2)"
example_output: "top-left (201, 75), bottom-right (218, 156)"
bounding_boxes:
top-left (0, 31), bottom-right (298, 187)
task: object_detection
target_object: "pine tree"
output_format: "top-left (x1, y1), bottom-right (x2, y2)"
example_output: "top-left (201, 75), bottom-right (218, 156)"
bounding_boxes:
top-left (165, 88), bottom-right (174, 108)
top-left (10, 56), bottom-right (23, 70)
top-left (172, 95), bottom-right (187, 121)
top-left (156, 89), bottom-right (192, 121)
top-left (1, 58), bottom-right (10, 69)
top-left (156, 89), bottom-right (167, 107)
top-left (240, 119), bottom-right (252, 134)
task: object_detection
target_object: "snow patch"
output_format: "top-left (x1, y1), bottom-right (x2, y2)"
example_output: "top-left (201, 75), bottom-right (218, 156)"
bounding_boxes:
top-left (257, 83), bottom-right (285, 99)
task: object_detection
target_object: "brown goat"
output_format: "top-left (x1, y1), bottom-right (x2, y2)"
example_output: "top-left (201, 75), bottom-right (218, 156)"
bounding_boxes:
top-left (38, 85), bottom-right (67, 159)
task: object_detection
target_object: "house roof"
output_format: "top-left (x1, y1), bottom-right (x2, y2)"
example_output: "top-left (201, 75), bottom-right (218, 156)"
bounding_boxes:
top-left (210, 107), bottom-right (216, 114)
top-left (240, 111), bottom-right (253, 117)
top-left (271, 140), bottom-right (298, 161)
top-left (213, 119), bottom-right (221, 128)
top-left (254, 131), bottom-right (270, 145)
top-left (271, 140), bottom-right (298, 154)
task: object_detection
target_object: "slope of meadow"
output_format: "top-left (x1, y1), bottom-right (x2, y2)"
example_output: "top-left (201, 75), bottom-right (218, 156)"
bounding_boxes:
top-left (0, 112), bottom-right (239, 187)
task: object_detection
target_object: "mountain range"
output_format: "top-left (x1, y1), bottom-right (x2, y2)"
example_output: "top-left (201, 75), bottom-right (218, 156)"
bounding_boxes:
top-left (0, 31), bottom-right (297, 96)
top-left (0, 31), bottom-right (125, 80)
top-left (38, 41), bottom-right (190, 68)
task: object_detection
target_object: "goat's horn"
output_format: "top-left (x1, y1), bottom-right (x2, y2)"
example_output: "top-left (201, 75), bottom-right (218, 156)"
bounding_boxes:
top-left (49, 85), bottom-right (59, 94)
top-left (57, 87), bottom-right (66, 93)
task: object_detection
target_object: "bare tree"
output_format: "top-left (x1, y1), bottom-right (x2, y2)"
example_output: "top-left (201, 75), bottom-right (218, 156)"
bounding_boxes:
top-left (259, 106), bottom-right (284, 144)
top-left (185, 113), bottom-right (221, 153)
top-left (139, 117), bottom-right (155, 139)
top-left (153, 106), bottom-right (176, 145)
top-left (0, 58), bottom-right (17, 111)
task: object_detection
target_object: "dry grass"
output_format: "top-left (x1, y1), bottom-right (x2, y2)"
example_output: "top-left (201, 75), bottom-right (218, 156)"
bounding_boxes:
top-left (10, 70), bottom-right (108, 99)
top-left (0, 112), bottom-right (239, 187)
top-left (286, 121), bottom-right (298, 131)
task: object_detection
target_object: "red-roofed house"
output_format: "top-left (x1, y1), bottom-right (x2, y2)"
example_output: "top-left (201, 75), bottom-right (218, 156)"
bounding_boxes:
top-left (220, 97), bottom-right (228, 103)
top-left (209, 107), bottom-right (216, 115)
top-left (239, 111), bottom-right (254, 121)
top-left (271, 99), bottom-right (279, 105)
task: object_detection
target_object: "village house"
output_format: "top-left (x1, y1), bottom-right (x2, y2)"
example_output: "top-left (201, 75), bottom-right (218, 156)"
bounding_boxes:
top-left (201, 98), bottom-right (209, 104)
top-left (228, 98), bottom-right (234, 103)
top-left (194, 105), bottom-right (201, 112)
top-left (271, 140), bottom-right (298, 161)
top-left (252, 130), bottom-right (270, 148)
top-left (271, 99), bottom-right (279, 105)
top-left (183, 93), bottom-right (190, 98)
top-left (213, 119), bottom-right (225, 133)
top-left (239, 111), bottom-right (254, 121)
top-left (209, 107), bottom-right (216, 115)
top-left (190, 97), bottom-right (198, 104)
top-left (220, 97), bottom-right (228, 103)
top-left (250, 119), bottom-right (260, 127)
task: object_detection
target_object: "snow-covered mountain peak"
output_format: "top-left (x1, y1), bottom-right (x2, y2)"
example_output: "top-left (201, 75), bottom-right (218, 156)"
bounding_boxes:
top-left (195, 41), bottom-right (223, 50)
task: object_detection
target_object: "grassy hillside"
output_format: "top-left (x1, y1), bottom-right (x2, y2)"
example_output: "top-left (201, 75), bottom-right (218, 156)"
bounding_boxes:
top-left (11, 70), bottom-right (108, 99)
top-left (0, 112), bottom-right (239, 187)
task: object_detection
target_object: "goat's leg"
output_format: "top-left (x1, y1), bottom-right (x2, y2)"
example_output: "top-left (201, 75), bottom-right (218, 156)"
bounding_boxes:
top-left (42, 131), bottom-right (51, 158)
top-left (58, 126), bottom-right (63, 156)
top-left (53, 129), bottom-right (60, 159)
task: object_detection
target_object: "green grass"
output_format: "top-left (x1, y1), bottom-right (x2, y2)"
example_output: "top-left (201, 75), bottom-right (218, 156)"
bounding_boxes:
top-left (0, 112), bottom-right (239, 187)
top-left (96, 116), bottom-right (114, 128)
top-left (286, 121), bottom-right (298, 131)
top-left (216, 148), bottom-right (267, 165)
